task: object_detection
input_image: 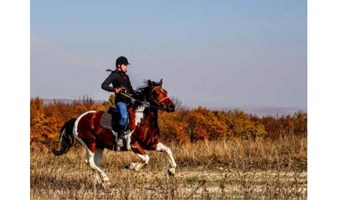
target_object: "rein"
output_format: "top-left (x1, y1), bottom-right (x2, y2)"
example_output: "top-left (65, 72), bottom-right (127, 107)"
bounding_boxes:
top-left (120, 92), bottom-right (162, 110)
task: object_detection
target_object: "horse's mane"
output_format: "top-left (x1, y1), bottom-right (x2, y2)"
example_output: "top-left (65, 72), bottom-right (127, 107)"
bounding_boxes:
top-left (133, 80), bottom-right (161, 108)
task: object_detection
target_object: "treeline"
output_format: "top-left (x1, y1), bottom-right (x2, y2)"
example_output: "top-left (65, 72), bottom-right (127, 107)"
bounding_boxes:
top-left (30, 97), bottom-right (307, 147)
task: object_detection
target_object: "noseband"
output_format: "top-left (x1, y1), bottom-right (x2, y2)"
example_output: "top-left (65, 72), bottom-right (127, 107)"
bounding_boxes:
top-left (158, 96), bottom-right (169, 103)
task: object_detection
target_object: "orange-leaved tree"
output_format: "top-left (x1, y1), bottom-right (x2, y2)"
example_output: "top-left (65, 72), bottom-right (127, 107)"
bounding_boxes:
top-left (221, 109), bottom-right (267, 139)
top-left (159, 111), bottom-right (189, 144)
top-left (182, 107), bottom-right (229, 142)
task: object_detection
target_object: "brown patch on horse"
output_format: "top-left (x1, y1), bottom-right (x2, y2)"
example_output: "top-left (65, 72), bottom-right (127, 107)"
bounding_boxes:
top-left (130, 141), bottom-right (146, 155)
top-left (93, 111), bottom-right (115, 150)
top-left (129, 110), bottom-right (160, 150)
top-left (128, 107), bottom-right (136, 130)
top-left (76, 112), bottom-right (98, 152)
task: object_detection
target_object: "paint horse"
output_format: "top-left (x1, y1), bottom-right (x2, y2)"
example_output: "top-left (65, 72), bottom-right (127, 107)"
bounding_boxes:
top-left (52, 79), bottom-right (177, 183)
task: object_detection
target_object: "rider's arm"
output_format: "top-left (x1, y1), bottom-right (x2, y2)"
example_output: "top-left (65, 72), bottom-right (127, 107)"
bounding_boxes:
top-left (101, 73), bottom-right (116, 92)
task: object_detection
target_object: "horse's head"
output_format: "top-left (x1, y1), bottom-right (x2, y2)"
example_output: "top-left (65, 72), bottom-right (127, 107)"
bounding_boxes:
top-left (137, 79), bottom-right (175, 112)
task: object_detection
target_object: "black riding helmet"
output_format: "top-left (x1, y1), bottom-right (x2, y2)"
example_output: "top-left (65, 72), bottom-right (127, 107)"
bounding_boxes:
top-left (115, 56), bottom-right (130, 67)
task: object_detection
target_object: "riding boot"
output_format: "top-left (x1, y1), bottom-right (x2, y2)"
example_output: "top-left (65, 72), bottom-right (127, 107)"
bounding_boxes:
top-left (116, 125), bottom-right (125, 148)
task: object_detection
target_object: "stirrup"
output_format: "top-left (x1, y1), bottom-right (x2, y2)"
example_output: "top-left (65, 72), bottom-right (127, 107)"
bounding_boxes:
top-left (116, 131), bottom-right (124, 148)
top-left (116, 138), bottom-right (124, 148)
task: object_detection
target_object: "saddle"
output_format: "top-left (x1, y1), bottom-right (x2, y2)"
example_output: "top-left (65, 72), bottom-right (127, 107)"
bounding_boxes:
top-left (99, 107), bottom-right (136, 132)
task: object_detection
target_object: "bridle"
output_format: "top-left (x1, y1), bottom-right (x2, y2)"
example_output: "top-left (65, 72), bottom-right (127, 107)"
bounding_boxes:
top-left (120, 86), bottom-right (170, 111)
top-left (148, 86), bottom-right (171, 110)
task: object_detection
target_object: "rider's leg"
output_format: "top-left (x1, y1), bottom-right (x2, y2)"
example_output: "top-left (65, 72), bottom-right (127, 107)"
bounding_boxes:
top-left (116, 102), bottom-right (128, 146)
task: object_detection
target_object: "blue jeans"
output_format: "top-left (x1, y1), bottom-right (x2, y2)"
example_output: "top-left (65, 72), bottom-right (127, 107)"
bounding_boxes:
top-left (116, 102), bottom-right (128, 127)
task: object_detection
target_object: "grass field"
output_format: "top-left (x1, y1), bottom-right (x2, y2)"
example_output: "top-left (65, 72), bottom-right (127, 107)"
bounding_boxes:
top-left (31, 136), bottom-right (307, 199)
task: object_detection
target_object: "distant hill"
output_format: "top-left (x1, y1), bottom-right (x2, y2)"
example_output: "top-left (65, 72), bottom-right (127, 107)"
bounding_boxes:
top-left (41, 98), bottom-right (306, 117)
top-left (218, 106), bottom-right (307, 118)
top-left (43, 98), bottom-right (105, 104)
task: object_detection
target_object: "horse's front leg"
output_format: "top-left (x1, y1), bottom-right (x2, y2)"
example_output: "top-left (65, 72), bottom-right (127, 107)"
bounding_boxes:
top-left (127, 141), bottom-right (149, 171)
top-left (155, 142), bottom-right (177, 176)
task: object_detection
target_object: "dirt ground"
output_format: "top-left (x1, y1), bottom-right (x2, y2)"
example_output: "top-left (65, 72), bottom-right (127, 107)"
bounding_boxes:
top-left (31, 165), bottom-right (307, 199)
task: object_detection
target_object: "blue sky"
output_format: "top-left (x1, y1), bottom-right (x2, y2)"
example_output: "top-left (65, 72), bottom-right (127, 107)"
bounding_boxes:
top-left (31, 0), bottom-right (307, 108)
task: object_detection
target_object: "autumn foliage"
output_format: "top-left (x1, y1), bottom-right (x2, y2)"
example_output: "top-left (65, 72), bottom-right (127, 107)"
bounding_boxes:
top-left (30, 97), bottom-right (307, 148)
top-left (30, 97), bottom-right (106, 146)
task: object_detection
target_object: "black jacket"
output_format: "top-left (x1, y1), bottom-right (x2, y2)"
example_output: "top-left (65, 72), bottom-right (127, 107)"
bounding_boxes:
top-left (101, 70), bottom-right (135, 103)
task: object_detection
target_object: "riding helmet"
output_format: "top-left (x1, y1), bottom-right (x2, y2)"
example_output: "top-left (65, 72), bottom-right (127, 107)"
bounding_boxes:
top-left (116, 56), bottom-right (130, 67)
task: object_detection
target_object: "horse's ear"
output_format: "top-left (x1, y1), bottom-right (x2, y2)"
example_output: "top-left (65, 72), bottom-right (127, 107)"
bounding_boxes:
top-left (159, 79), bottom-right (163, 86)
top-left (148, 79), bottom-right (152, 86)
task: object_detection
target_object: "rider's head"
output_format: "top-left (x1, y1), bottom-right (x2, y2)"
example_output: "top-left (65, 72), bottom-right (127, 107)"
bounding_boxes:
top-left (115, 56), bottom-right (129, 73)
top-left (116, 56), bottom-right (129, 68)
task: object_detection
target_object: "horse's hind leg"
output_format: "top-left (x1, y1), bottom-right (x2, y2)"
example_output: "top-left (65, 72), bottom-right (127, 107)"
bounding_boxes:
top-left (73, 111), bottom-right (110, 183)
top-left (75, 136), bottom-right (110, 182)
top-left (93, 148), bottom-right (105, 183)
top-left (87, 149), bottom-right (109, 182)
top-left (155, 142), bottom-right (177, 176)
top-left (94, 148), bottom-right (104, 166)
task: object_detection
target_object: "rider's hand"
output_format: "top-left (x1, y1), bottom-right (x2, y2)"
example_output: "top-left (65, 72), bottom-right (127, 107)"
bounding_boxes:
top-left (114, 87), bottom-right (122, 94)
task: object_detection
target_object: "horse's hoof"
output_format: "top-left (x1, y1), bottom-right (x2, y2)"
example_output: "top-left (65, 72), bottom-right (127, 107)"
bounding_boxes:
top-left (126, 162), bottom-right (137, 170)
top-left (102, 181), bottom-right (111, 189)
top-left (134, 164), bottom-right (143, 172)
top-left (125, 162), bottom-right (144, 171)
top-left (168, 168), bottom-right (175, 177)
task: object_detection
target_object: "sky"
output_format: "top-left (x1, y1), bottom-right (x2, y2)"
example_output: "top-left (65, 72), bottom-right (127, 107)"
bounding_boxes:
top-left (31, 0), bottom-right (307, 109)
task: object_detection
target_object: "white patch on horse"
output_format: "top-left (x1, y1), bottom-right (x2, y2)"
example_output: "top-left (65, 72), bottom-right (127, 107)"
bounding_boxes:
top-left (124, 129), bottom-right (134, 150)
top-left (111, 130), bottom-right (118, 138)
top-left (135, 105), bottom-right (145, 125)
top-left (127, 153), bottom-right (149, 171)
top-left (156, 142), bottom-right (177, 169)
top-left (136, 153), bottom-right (150, 164)
top-left (112, 129), bottom-right (135, 150)
top-left (73, 110), bottom-right (96, 137)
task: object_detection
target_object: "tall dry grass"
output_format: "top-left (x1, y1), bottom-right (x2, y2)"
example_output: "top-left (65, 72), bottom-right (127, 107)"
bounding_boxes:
top-left (172, 135), bottom-right (307, 171)
top-left (31, 135), bottom-right (307, 199)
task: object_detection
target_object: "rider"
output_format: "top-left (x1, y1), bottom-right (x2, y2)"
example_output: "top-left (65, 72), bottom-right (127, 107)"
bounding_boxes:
top-left (101, 56), bottom-right (136, 147)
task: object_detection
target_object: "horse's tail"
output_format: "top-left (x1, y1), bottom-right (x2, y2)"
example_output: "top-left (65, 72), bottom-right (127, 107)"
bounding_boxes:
top-left (52, 118), bottom-right (76, 156)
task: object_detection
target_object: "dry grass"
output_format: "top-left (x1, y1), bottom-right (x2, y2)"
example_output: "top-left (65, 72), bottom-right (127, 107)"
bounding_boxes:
top-left (31, 136), bottom-right (307, 199)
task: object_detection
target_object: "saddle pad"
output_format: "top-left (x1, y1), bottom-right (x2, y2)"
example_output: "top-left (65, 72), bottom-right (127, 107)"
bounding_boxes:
top-left (99, 112), bottom-right (112, 130)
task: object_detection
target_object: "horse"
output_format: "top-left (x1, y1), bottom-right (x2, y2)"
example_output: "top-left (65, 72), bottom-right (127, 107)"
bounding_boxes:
top-left (52, 79), bottom-right (177, 184)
